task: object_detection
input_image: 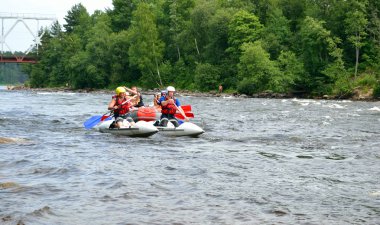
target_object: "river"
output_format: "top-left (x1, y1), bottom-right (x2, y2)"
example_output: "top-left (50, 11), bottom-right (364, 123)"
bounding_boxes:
top-left (1, 88), bottom-right (379, 224)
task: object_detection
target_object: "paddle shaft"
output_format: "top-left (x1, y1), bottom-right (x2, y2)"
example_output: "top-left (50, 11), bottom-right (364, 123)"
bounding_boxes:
top-left (173, 103), bottom-right (189, 122)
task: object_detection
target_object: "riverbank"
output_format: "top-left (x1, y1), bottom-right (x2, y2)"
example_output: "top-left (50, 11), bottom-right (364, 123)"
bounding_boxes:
top-left (4, 84), bottom-right (379, 101)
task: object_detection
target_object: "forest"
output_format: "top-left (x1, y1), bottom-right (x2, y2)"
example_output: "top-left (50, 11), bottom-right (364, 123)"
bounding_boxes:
top-left (21, 0), bottom-right (380, 98)
top-left (0, 63), bottom-right (28, 85)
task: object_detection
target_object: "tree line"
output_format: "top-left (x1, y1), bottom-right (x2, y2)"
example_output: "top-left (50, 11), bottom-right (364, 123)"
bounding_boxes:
top-left (23, 0), bottom-right (380, 98)
top-left (0, 63), bottom-right (28, 85)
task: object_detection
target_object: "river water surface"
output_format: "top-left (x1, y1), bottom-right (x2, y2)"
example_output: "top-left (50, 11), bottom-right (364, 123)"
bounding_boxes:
top-left (0, 88), bottom-right (380, 224)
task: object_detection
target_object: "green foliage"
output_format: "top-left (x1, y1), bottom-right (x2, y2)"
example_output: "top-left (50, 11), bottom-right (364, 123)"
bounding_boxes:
top-left (20, 0), bottom-right (379, 98)
top-left (156, 61), bottom-right (173, 87)
top-left (237, 77), bottom-right (257, 95)
top-left (85, 13), bottom-right (113, 88)
top-left (262, 7), bottom-right (291, 59)
top-left (331, 73), bottom-right (352, 98)
top-left (344, 0), bottom-right (368, 77)
top-left (354, 73), bottom-right (378, 88)
top-left (227, 10), bottom-right (263, 60)
top-left (108, 0), bottom-right (136, 31)
top-left (64, 3), bottom-right (89, 33)
top-left (277, 50), bottom-right (304, 92)
top-left (194, 63), bottom-right (220, 91)
top-left (298, 16), bottom-right (347, 94)
top-left (128, 2), bottom-right (165, 87)
top-left (109, 31), bottom-right (133, 84)
top-left (0, 63), bottom-right (28, 84)
top-left (204, 8), bottom-right (234, 64)
top-left (373, 84), bottom-right (380, 98)
top-left (68, 51), bottom-right (89, 89)
top-left (237, 41), bottom-right (281, 93)
top-left (172, 59), bottom-right (193, 89)
top-left (161, 0), bottom-right (195, 62)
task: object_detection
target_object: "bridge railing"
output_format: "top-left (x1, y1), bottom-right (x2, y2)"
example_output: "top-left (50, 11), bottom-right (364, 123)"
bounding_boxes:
top-left (0, 12), bottom-right (56, 20)
top-left (0, 12), bottom-right (57, 63)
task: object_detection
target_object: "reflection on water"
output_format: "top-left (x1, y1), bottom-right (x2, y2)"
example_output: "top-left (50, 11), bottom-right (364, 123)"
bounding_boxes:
top-left (1, 89), bottom-right (380, 224)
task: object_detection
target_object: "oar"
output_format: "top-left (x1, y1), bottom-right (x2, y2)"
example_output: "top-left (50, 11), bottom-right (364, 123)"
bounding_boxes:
top-left (83, 96), bottom-right (136, 129)
top-left (84, 113), bottom-right (112, 130)
top-left (174, 104), bottom-right (190, 122)
top-left (181, 105), bottom-right (191, 112)
top-left (175, 112), bottom-right (194, 120)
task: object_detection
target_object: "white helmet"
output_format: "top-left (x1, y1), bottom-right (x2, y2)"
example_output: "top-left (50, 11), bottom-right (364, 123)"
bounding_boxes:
top-left (167, 86), bottom-right (175, 92)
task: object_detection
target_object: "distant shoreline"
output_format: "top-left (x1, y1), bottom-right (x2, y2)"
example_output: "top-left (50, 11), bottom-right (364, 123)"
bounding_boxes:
top-left (3, 85), bottom-right (379, 101)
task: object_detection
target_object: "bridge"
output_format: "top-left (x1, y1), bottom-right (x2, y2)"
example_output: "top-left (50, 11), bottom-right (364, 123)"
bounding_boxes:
top-left (0, 13), bottom-right (56, 63)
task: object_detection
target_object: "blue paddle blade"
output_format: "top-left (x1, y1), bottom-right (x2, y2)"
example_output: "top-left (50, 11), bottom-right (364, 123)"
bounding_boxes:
top-left (83, 115), bottom-right (102, 129)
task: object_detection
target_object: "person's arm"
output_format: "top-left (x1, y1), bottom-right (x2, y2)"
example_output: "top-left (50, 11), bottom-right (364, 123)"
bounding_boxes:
top-left (158, 96), bottom-right (167, 106)
top-left (123, 87), bottom-right (138, 95)
top-left (108, 99), bottom-right (117, 110)
top-left (175, 100), bottom-right (189, 122)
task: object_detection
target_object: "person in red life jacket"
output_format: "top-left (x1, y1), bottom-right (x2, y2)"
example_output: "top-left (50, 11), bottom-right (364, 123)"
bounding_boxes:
top-left (158, 86), bottom-right (189, 127)
top-left (108, 87), bottom-right (135, 128)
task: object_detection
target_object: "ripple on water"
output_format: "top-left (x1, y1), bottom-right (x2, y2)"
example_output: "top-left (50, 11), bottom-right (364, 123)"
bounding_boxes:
top-left (1, 92), bottom-right (380, 224)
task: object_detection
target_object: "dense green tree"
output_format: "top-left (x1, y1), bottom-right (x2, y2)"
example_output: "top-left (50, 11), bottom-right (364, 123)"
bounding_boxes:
top-left (0, 64), bottom-right (28, 84)
top-left (261, 6), bottom-right (291, 59)
top-left (162, 0), bottom-right (195, 61)
top-left (84, 13), bottom-right (113, 88)
top-left (21, 0), bottom-right (380, 98)
top-left (298, 16), bottom-right (344, 94)
top-left (187, 0), bottom-right (218, 62)
top-left (67, 50), bottom-right (89, 89)
top-left (280, 0), bottom-right (306, 32)
top-left (344, 0), bottom-right (368, 77)
top-left (204, 8), bottom-right (234, 64)
top-left (108, 0), bottom-right (136, 31)
top-left (50, 20), bottom-right (62, 37)
top-left (127, 2), bottom-right (165, 88)
top-left (227, 10), bottom-right (263, 61)
top-left (277, 50), bottom-right (304, 92)
top-left (109, 31), bottom-right (134, 85)
top-left (237, 41), bottom-right (281, 94)
top-left (64, 4), bottom-right (89, 33)
top-left (194, 63), bottom-right (220, 91)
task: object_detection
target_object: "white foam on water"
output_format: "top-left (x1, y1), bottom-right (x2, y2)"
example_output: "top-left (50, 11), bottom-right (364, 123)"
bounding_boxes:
top-left (37, 92), bottom-right (76, 96)
top-left (325, 103), bottom-right (345, 109)
top-left (368, 106), bottom-right (380, 111)
top-left (369, 191), bottom-right (380, 197)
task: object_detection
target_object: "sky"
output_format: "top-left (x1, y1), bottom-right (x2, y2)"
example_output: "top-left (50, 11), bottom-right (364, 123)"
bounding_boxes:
top-left (0, 0), bottom-right (114, 52)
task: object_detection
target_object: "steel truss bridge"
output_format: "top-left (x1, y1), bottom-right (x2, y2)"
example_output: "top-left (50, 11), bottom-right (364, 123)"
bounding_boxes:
top-left (0, 13), bottom-right (56, 63)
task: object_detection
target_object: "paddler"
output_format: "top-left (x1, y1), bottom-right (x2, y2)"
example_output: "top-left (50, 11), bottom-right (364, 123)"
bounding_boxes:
top-left (158, 86), bottom-right (189, 127)
top-left (124, 86), bottom-right (144, 107)
top-left (108, 87), bottom-right (135, 128)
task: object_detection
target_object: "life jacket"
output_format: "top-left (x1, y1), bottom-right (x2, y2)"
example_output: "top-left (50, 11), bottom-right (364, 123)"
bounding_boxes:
top-left (112, 95), bottom-right (131, 115)
top-left (161, 96), bottom-right (177, 115)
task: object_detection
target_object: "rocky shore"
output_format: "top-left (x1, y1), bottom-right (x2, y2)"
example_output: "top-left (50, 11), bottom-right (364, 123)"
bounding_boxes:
top-left (5, 84), bottom-right (379, 101)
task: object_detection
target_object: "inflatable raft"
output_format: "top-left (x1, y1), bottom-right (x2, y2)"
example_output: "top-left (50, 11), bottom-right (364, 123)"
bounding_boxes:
top-left (98, 120), bottom-right (158, 137)
top-left (129, 107), bottom-right (204, 137)
top-left (156, 121), bottom-right (204, 137)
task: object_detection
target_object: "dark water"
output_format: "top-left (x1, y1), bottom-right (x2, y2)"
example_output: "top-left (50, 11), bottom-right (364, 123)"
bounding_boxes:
top-left (1, 88), bottom-right (380, 225)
